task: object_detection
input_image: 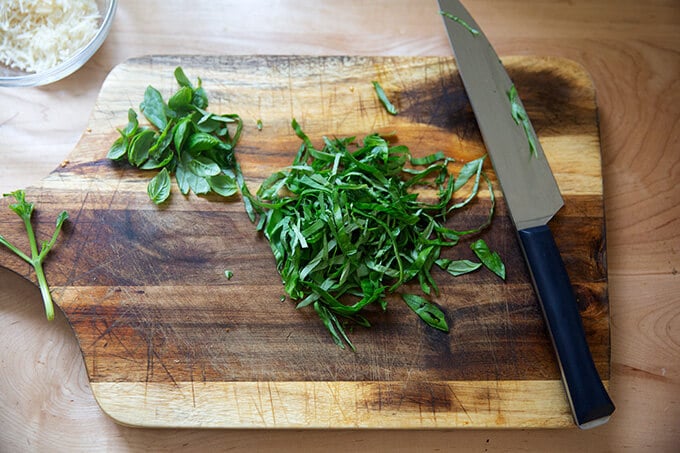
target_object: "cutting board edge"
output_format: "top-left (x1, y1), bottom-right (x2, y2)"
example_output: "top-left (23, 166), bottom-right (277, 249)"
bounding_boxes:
top-left (91, 379), bottom-right (594, 429)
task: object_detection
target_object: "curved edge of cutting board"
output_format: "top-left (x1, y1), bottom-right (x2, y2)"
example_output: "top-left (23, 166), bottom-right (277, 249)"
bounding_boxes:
top-left (1, 54), bottom-right (610, 429)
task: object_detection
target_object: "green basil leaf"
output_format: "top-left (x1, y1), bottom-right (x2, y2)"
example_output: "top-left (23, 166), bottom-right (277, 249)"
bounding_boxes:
top-left (172, 117), bottom-right (192, 152)
top-left (401, 294), bottom-right (449, 332)
top-left (127, 129), bottom-right (157, 166)
top-left (189, 175), bottom-right (211, 195)
top-left (140, 85), bottom-right (168, 130)
top-left (189, 156), bottom-right (221, 177)
top-left (107, 135), bottom-right (127, 160)
top-left (410, 151), bottom-right (446, 166)
top-left (372, 80), bottom-right (398, 115)
top-left (454, 156), bottom-right (485, 191)
top-left (122, 108), bottom-right (139, 136)
top-left (435, 258), bottom-right (482, 276)
top-left (192, 86), bottom-right (209, 109)
top-left (140, 147), bottom-right (174, 170)
top-left (209, 174), bottom-right (238, 197)
top-left (175, 157), bottom-right (191, 195)
top-left (147, 168), bottom-right (171, 204)
top-left (168, 86), bottom-right (194, 114)
top-left (188, 132), bottom-right (221, 153)
top-left (508, 85), bottom-right (537, 157)
top-left (174, 66), bottom-right (193, 89)
top-left (470, 238), bottom-right (506, 280)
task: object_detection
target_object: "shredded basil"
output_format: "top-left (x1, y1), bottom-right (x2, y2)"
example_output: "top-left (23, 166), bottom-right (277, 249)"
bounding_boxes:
top-left (247, 120), bottom-right (502, 349)
top-left (508, 84), bottom-right (538, 157)
top-left (440, 10), bottom-right (480, 36)
top-left (471, 238), bottom-right (506, 280)
top-left (372, 81), bottom-right (399, 115)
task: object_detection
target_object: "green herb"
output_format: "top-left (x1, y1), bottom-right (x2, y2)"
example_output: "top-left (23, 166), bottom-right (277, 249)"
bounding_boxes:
top-left (147, 167), bottom-right (171, 204)
top-left (440, 10), bottom-right (480, 36)
top-left (435, 258), bottom-right (482, 276)
top-left (0, 190), bottom-right (68, 321)
top-left (470, 238), bottom-right (506, 279)
top-left (402, 294), bottom-right (449, 332)
top-left (256, 119), bottom-right (263, 131)
top-left (108, 67), bottom-right (246, 204)
top-left (372, 81), bottom-right (399, 115)
top-left (224, 270), bottom-right (233, 280)
top-left (508, 84), bottom-right (537, 157)
top-left (246, 120), bottom-right (499, 349)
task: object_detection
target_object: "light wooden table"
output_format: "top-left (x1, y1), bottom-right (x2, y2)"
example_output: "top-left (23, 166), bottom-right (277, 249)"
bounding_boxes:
top-left (1, 1), bottom-right (678, 451)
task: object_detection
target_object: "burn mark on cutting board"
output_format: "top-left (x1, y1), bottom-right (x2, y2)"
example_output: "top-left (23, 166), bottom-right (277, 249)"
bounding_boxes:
top-left (399, 62), bottom-right (596, 139)
top-left (362, 381), bottom-right (457, 415)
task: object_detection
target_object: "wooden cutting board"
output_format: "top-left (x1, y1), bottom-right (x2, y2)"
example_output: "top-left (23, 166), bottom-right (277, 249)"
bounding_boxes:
top-left (0, 55), bottom-right (609, 429)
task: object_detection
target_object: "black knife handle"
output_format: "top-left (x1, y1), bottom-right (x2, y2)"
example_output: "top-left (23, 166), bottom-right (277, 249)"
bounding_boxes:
top-left (518, 224), bottom-right (615, 429)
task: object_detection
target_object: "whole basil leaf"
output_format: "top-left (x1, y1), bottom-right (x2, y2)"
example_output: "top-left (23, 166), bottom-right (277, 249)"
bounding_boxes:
top-left (188, 132), bottom-right (221, 153)
top-left (189, 156), bottom-right (221, 177)
top-left (128, 129), bottom-right (157, 166)
top-left (175, 156), bottom-right (191, 195)
top-left (188, 174), bottom-right (211, 195)
top-left (140, 86), bottom-right (168, 130)
top-left (209, 174), bottom-right (238, 197)
top-left (192, 86), bottom-right (209, 109)
top-left (435, 258), bottom-right (482, 276)
top-left (174, 66), bottom-right (193, 89)
top-left (172, 117), bottom-right (192, 153)
top-left (168, 86), bottom-right (194, 114)
top-left (122, 108), bottom-right (139, 136)
top-left (147, 168), bottom-right (171, 204)
top-left (107, 136), bottom-right (127, 160)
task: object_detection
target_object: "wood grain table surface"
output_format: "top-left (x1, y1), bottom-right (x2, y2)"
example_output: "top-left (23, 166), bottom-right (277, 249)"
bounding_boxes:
top-left (0, 0), bottom-right (678, 451)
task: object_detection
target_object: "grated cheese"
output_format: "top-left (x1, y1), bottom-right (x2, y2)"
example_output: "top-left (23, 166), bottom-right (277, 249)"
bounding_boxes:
top-left (0, 0), bottom-right (101, 73)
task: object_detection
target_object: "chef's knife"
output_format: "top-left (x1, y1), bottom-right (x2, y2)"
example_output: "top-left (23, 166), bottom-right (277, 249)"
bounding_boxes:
top-left (438, 0), bottom-right (615, 429)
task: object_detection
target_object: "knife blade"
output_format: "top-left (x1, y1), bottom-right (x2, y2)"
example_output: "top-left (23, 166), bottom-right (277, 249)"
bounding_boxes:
top-left (438, 0), bottom-right (615, 429)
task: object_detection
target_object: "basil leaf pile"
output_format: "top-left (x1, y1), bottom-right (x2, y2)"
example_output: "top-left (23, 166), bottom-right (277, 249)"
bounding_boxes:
top-left (248, 120), bottom-right (504, 350)
top-left (107, 67), bottom-right (244, 204)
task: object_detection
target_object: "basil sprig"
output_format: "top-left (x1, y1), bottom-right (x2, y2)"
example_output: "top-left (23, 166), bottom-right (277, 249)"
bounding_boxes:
top-left (247, 120), bottom-right (504, 350)
top-left (108, 67), bottom-right (244, 204)
top-left (0, 190), bottom-right (68, 321)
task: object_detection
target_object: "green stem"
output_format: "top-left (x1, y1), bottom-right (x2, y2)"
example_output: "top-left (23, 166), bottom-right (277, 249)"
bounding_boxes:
top-left (23, 213), bottom-right (55, 321)
top-left (0, 235), bottom-right (32, 264)
top-left (33, 258), bottom-right (55, 321)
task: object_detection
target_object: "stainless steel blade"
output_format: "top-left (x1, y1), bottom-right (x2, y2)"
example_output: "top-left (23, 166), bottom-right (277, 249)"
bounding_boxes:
top-left (438, 0), bottom-right (563, 230)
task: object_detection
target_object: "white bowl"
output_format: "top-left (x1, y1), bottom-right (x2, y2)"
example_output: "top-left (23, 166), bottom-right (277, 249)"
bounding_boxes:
top-left (0, 0), bottom-right (117, 87)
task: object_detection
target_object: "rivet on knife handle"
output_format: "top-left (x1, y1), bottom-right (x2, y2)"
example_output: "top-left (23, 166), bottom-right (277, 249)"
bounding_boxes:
top-left (437, 0), bottom-right (614, 427)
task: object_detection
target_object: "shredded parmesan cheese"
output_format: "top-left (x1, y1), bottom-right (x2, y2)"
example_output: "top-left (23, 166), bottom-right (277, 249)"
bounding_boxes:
top-left (0, 0), bottom-right (101, 73)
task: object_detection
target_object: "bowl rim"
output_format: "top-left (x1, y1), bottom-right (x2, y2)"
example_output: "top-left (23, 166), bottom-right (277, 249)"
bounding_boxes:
top-left (0, 0), bottom-right (118, 88)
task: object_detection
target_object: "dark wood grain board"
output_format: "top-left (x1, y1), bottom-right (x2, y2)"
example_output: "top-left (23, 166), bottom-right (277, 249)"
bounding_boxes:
top-left (0, 55), bottom-right (609, 428)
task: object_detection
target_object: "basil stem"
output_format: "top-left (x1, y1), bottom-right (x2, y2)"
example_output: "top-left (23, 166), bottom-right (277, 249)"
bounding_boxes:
top-left (0, 190), bottom-right (68, 321)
